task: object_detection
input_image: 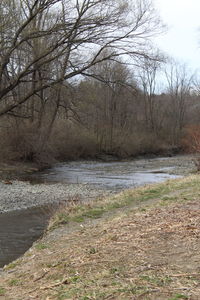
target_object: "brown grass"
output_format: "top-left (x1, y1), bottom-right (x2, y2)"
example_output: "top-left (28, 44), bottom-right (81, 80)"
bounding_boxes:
top-left (1, 176), bottom-right (200, 299)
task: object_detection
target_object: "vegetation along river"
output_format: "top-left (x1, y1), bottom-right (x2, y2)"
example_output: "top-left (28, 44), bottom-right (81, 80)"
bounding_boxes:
top-left (0, 155), bottom-right (196, 268)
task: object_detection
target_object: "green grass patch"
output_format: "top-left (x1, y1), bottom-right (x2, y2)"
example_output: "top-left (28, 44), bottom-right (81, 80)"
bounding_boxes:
top-left (140, 274), bottom-right (173, 287)
top-left (0, 287), bottom-right (5, 296)
top-left (35, 243), bottom-right (49, 250)
top-left (168, 294), bottom-right (188, 300)
top-left (81, 207), bottom-right (105, 218)
top-left (4, 261), bottom-right (20, 270)
top-left (48, 175), bottom-right (200, 231)
top-left (8, 279), bottom-right (21, 286)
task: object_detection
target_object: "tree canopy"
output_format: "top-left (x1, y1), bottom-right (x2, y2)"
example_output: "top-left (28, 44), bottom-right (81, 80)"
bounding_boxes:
top-left (0, 0), bottom-right (162, 116)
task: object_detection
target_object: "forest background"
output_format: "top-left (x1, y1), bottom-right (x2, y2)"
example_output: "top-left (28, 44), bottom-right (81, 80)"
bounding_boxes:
top-left (0, 0), bottom-right (199, 166)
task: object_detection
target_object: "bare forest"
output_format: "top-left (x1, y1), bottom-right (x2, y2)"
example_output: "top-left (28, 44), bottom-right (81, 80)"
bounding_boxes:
top-left (0, 0), bottom-right (199, 166)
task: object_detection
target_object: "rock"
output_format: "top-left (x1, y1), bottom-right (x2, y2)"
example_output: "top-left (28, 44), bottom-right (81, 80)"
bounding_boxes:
top-left (3, 181), bottom-right (12, 185)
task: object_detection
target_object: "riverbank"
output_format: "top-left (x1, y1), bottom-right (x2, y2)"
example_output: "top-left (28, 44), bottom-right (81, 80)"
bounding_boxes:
top-left (0, 155), bottom-right (195, 213)
top-left (1, 175), bottom-right (200, 299)
top-left (0, 180), bottom-right (111, 213)
top-left (0, 153), bottom-right (196, 181)
top-left (0, 155), bottom-right (194, 270)
top-left (0, 161), bottom-right (41, 181)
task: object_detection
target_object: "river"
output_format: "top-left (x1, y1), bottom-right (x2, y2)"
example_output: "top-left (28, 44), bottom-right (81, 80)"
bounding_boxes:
top-left (0, 155), bottom-right (195, 268)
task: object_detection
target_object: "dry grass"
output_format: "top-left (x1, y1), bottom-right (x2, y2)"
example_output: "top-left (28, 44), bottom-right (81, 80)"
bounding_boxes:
top-left (48, 175), bottom-right (200, 230)
top-left (1, 176), bottom-right (200, 299)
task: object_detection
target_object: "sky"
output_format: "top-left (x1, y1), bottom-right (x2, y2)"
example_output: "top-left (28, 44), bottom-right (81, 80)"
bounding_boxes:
top-left (154, 0), bottom-right (200, 72)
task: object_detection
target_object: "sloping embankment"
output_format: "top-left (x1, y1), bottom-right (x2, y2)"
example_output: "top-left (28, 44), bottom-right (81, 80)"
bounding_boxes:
top-left (1, 175), bottom-right (200, 299)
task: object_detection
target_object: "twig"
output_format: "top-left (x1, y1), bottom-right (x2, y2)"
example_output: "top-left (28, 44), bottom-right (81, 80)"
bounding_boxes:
top-left (173, 287), bottom-right (191, 291)
top-left (138, 289), bottom-right (160, 298)
top-left (33, 270), bottom-right (49, 282)
top-left (40, 277), bottom-right (69, 290)
top-left (171, 273), bottom-right (200, 277)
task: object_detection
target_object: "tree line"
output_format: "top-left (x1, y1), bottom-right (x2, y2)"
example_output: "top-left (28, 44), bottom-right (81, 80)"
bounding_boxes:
top-left (0, 0), bottom-right (199, 165)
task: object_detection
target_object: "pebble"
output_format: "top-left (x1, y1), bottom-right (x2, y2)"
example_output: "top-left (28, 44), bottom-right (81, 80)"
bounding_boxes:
top-left (0, 181), bottom-right (109, 213)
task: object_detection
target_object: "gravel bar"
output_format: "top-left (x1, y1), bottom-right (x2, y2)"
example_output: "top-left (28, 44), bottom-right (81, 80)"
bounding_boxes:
top-left (0, 181), bottom-right (111, 213)
top-left (0, 155), bottom-right (196, 213)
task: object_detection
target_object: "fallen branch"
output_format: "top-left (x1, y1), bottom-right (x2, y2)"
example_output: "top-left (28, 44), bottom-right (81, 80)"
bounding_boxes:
top-left (138, 288), bottom-right (160, 298)
top-left (171, 273), bottom-right (200, 277)
top-left (33, 270), bottom-right (49, 282)
top-left (40, 277), bottom-right (69, 290)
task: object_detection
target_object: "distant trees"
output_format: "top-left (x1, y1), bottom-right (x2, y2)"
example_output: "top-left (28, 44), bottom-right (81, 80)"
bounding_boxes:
top-left (77, 59), bottom-right (139, 154)
top-left (1, 1), bottom-right (199, 163)
top-left (138, 56), bottom-right (162, 134)
top-left (165, 61), bottom-right (193, 144)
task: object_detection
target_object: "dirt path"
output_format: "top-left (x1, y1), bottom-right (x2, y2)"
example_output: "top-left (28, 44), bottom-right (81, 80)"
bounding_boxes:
top-left (1, 176), bottom-right (200, 299)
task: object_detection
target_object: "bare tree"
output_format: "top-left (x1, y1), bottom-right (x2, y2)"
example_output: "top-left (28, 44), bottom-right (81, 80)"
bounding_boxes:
top-left (0, 0), bottom-right (163, 117)
top-left (138, 56), bottom-right (162, 133)
top-left (165, 60), bottom-right (193, 144)
top-left (76, 57), bottom-right (141, 155)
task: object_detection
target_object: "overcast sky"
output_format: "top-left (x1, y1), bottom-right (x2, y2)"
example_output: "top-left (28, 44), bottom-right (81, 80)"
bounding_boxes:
top-left (154, 0), bottom-right (200, 72)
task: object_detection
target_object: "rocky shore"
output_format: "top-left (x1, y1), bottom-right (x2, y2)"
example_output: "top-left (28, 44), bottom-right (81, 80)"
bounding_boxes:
top-left (0, 181), bottom-right (110, 213)
top-left (0, 154), bottom-right (196, 213)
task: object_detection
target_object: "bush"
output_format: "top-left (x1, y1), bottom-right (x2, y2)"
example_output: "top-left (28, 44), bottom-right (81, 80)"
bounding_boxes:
top-left (182, 125), bottom-right (200, 153)
top-left (0, 116), bottom-right (181, 165)
top-left (182, 125), bottom-right (200, 170)
top-left (50, 122), bottom-right (98, 160)
top-left (0, 119), bottom-right (55, 167)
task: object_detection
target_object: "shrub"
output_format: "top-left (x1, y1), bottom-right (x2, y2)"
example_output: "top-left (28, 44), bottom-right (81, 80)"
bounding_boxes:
top-left (182, 125), bottom-right (200, 170)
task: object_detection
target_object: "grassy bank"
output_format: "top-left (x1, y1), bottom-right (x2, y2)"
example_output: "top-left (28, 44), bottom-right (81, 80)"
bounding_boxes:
top-left (1, 175), bottom-right (200, 299)
top-left (48, 174), bottom-right (200, 230)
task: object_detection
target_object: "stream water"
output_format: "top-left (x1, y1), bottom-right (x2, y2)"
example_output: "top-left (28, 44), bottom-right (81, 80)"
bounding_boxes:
top-left (0, 207), bottom-right (50, 268)
top-left (0, 155), bottom-right (195, 268)
top-left (30, 159), bottom-right (181, 190)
